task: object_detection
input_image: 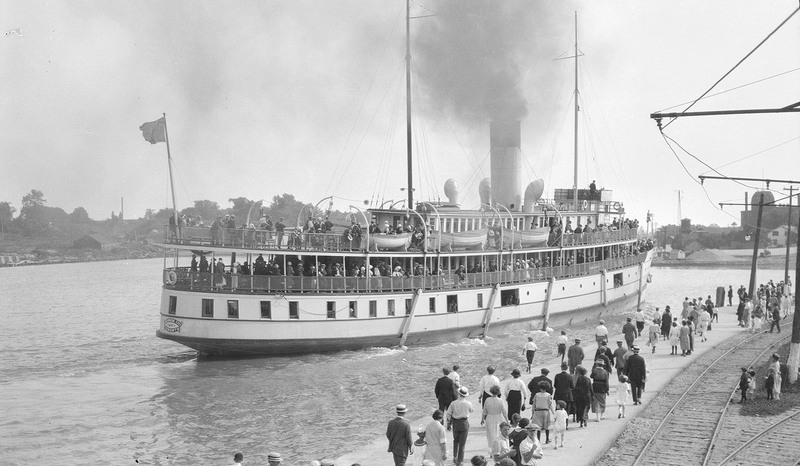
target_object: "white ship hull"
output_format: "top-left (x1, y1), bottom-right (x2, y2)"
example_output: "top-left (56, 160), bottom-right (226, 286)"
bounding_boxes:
top-left (157, 251), bottom-right (652, 356)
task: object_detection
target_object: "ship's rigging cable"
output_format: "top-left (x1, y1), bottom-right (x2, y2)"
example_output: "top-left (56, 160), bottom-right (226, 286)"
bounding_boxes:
top-left (371, 79), bottom-right (404, 207)
top-left (330, 62), bottom-right (405, 198)
top-left (325, 3), bottom-right (404, 196)
top-left (661, 5), bottom-right (800, 130)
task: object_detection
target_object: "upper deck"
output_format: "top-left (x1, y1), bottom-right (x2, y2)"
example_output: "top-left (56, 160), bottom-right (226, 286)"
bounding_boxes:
top-left (162, 224), bottom-right (639, 254)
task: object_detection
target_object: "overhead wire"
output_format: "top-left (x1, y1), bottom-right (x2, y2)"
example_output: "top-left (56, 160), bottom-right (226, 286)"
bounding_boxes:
top-left (661, 5), bottom-right (800, 130)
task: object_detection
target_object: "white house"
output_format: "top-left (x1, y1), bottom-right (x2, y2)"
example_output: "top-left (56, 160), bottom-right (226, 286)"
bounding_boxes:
top-left (769, 225), bottom-right (789, 248)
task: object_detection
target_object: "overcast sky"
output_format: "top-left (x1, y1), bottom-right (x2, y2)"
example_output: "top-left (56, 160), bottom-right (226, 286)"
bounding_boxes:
top-left (1, 0), bottom-right (798, 228)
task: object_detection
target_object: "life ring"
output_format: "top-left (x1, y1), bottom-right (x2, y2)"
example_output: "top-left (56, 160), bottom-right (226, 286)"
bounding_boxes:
top-left (166, 270), bottom-right (177, 285)
top-left (582, 200), bottom-right (588, 209)
top-left (612, 201), bottom-right (621, 211)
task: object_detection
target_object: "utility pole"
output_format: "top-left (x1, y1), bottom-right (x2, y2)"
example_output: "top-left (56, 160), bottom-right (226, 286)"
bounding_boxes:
top-left (748, 195), bottom-right (765, 300)
top-left (784, 185), bottom-right (794, 286)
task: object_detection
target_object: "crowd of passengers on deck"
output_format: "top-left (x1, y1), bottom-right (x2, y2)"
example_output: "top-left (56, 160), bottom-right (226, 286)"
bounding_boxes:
top-left (168, 210), bottom-right (642, 253)
top-left (183, 238), bottom-right (654, 283)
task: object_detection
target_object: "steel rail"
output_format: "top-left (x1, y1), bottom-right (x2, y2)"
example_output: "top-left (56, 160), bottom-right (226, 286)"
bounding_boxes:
top-left (630, 331), bottom-right (780, 466)
top-left (715, 410), bottom-right (800, 465)
top-left (701, 332), bottom-right (792, 466)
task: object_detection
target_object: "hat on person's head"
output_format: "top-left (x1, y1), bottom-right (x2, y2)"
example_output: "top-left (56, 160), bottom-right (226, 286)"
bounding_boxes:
top-left (458, 386), bottom-right (469, 397)
top-left (599, 319), bottom-right (605, 324)
top-left (540, 368), bottom-right (550, 375)
top-left (511, 369), bottom-right (521, 377)
top-left (575, 338), bottom-right (581, 342)
top-left (319, 459), bottom-right (335, 466)
top-left (627, 317), bottom-right (632, 321)
top-left (526, 423), bottom-right (541, 431)
top-left (595, 358), bottom-right (605, 364)
top-left (666, 305), bottom-right (671, 310)
top-left (561, 362), bottom-right (568, 370)
top-left (267, 452), bottom-right (283, 463)
top-left (632, 346), bottom-right (640, 352)
top-left (395, 404), bottom-right (408, 413)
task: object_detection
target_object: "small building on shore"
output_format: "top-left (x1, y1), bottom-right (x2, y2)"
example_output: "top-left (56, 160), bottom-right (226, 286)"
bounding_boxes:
top-left (72, 233), bottom-right (115, 251)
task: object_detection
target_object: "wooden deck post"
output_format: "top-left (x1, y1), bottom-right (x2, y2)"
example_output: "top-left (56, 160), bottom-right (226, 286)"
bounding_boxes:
top-left (398, 288), bottom-right (423, 347)
top-left (480, 284), bottom-right (501, 339)
top-left (636, 262), bottom-right (644, 310)
top-left (601, 269), bottom-right (608, 306)
top-left (542, 276), bottom-right (556, 331)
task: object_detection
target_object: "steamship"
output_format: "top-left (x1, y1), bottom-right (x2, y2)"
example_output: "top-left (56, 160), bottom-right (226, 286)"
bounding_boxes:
top-left (155, 10), bottom-right (653, 356)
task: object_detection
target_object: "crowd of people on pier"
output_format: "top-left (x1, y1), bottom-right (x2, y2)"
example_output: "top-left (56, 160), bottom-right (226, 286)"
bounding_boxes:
top-left (378, 279), bottom-right (792, 466)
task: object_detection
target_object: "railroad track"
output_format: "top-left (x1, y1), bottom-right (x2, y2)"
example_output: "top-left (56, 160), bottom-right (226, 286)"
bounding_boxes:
top-left (596, 326), bottom-right (792, 466)
top-left (714, 409), bottom-right (800, 466)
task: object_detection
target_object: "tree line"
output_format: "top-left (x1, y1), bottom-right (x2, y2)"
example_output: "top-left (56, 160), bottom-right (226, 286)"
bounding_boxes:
top-left (0, 189), bottom-right (352, 238)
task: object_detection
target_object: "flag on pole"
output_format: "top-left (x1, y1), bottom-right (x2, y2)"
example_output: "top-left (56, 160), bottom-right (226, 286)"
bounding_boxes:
top-left (139, 117), bottom-right (166, 144)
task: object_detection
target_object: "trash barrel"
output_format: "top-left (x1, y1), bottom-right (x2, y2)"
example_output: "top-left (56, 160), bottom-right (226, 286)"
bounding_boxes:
top-left (716, 286), bottom-right (726, 307)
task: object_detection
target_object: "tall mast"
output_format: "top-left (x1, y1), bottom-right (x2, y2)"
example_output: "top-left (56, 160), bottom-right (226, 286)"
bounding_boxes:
top-left (572, 11), bottom-right (579, 210)
top-left (405, 0), bottom-right (414, 209)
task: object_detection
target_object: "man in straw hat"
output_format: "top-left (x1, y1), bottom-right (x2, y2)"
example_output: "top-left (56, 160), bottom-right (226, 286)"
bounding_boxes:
top-left (266, 452), bottom-right (282, 465)
top-left (386, 404), bottom-right (413, 465)
top-left (447, 386), bottom-right (474, 466)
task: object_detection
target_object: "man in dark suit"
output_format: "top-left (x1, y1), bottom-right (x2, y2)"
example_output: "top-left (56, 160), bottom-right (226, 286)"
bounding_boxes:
top-left (435, 368), bottom-right (458, 416)
top-left (527, 368), bottom-right (553, 402)
top-left (553, 363), bottom-right (575, 423)
top-left (387, 404), bottom-right (413, 465)
top-left (624, 346), bottom-right (647, 405)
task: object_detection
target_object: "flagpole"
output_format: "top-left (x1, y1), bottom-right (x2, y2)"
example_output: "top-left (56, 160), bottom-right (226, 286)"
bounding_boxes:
top-left (162, 113), bottom-right (179, 232)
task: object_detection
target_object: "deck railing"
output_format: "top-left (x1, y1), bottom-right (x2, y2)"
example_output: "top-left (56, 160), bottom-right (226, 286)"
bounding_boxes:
top-left (163, 225), bottom-right (638, 253)
top-left (163, 253), bottom-right (647, 294)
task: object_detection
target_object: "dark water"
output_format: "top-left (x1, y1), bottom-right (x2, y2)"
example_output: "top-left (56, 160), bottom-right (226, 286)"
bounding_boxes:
top-left (0, 259), bottom-right (791, 465)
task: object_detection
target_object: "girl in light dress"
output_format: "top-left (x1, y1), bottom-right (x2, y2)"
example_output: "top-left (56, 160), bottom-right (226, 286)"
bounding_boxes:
top-left (482, 385), bottom-right (508, 451)
top-left (616, 374), bottom-right (631, 419)
top-left (647, 318), bottom-right (660, 354)
top-left (669, 321), bottom-right (680, 355)
top-left (552, 400), bottom-right (568, 449)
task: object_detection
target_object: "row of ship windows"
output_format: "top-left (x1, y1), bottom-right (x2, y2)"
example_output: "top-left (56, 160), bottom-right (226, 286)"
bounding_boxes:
top-left (165, 274), bottom-right (631, 320)
top-left (166, 292), bottom-right (524, 319)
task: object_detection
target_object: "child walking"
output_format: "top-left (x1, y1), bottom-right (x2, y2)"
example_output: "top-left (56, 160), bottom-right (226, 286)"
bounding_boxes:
top-left (738, 367), bottom-right (750, 402)
top-left (765, 368), bottom-right (776, 400)
top-left (616, 374), bottom-right (631, 418)
top-left (556, 330), bottom-right (568, 364)
top-left (553, 400), bottom-right (568, 449)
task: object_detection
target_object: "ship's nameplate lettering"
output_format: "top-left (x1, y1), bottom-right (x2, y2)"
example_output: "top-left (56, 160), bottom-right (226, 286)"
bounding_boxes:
top-left (163, 318), bottom-right (183, 333)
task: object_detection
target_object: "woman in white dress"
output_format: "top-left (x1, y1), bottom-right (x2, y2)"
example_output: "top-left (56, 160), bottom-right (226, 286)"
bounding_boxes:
top-left (669, 321), bottom-right (680, 355)
top-left (770, 353), bottom-right (783, 400)
top-left (482, 385), bottom-right (508, 450)
top-left (423, 410), bottom-right (447, 466)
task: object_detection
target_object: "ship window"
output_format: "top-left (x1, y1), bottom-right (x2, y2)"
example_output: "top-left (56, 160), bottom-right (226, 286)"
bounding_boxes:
top-left (289, 301), bottom-right (299, 319)
top-left (447, 295), bottom-right (458, 313)
top-left (369, 300), bottom-right (377, 318)
top-left (429, 297), bottom-right (436, 313)
top-left (477, 293), bottom-right (483, 308)
top-left (500, 289), bottom-right (519, 306)
top-left (349, 301), bottom-right (358, 318)
top-left (388, 299), bottom-right (396, 316)
top-left (614, 273), bottom-right (623, 288)
top-left (201, 298), bottom-right (214, 318)
top-left (327, 301), bottom-right (336, 319)
top-left (227, 300), bottom-right (239, 319)
top-left (405, 298), bottom-right (412, 315)
top-left (168, 295), bottom-right (177, 315)
top-left (260, 301), bottom-right (272, 319)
